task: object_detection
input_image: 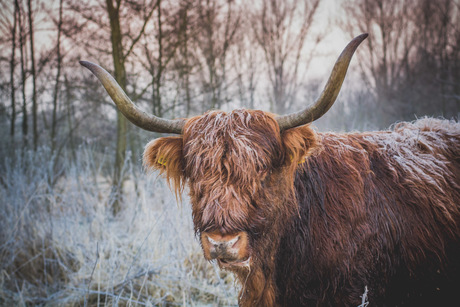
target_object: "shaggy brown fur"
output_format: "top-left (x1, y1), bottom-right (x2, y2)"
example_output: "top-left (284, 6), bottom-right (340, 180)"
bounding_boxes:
top-left (144, 110), bottom-right (460, 306)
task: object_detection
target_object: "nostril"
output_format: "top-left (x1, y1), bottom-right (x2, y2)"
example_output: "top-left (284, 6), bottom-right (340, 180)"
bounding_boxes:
top-left (210, 250), bottom-right (219, 259)
top-left (209, 245), bottom-right (227, 259)
top-left (228, 235), bottom-right (240, 248)
top-left (207, 236), bottom-right (220, 247)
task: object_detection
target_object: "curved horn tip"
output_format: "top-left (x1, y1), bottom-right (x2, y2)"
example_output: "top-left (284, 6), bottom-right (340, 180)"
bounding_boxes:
top-left (275, 33), bottom-right (368, 131)
top-left (357, 33), bottom-right (369, 40)
top-left (79, 60), bottom-right (91, 68)
top-left (346, 33), bottom-right (369, 51)
top-left (79, 61), bottom-right (102, 74)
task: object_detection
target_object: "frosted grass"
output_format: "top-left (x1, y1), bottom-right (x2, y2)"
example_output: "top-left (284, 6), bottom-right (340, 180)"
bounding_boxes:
top-left (0, 146), bottom-right (237, 306)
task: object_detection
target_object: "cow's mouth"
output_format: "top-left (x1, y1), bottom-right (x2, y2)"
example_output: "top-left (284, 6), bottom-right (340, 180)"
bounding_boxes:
top-left (218, 257), bottom-right (251, 268)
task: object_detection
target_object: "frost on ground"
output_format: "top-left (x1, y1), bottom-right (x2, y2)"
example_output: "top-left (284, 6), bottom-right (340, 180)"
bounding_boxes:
top-left (0, 147), bottom-right (238, 306)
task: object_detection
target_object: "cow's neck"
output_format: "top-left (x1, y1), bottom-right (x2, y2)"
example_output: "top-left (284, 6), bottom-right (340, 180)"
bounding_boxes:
top-left (234, 195), bottom-right (298, 307)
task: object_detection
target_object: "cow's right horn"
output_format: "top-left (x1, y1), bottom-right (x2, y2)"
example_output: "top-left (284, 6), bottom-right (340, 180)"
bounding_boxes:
top-left (275, 33), bottom-right (368, 132)
top-left (80, 61), bottom-right (185, 134)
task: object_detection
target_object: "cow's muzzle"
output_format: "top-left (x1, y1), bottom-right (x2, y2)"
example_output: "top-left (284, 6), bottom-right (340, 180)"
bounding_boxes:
top-left (201, 231), bottom-right (251, 268)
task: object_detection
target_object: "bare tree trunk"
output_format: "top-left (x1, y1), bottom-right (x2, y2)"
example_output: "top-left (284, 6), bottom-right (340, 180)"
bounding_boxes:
top-left (155, 0), bottom-right (163, 116)
top-left (16, 0), bottom-right (28, 148)
top-left (102, 0), bottom-right (158, 215)
top-left (64, 75), bottom-right (76, 161)
top-left (106, 0), bottom-right (128, 215)
top-left (179, 3), bottom-right (192, 116)
top-left (10, 2), bottom-right (18, 141)
top-left (27, 0), bottom-right (38, 150)
top-left (139, 0), bottom-right (180, 118)
top-left (234, 17), bottom-right (259, 110)
top-left (51, 0), bottom-right (63, 155)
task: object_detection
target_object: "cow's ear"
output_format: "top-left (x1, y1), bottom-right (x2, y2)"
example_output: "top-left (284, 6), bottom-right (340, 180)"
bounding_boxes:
top-left (143, 136), bottom-right (185, 195)
top-left (281, 125), bottom-right (318, 167)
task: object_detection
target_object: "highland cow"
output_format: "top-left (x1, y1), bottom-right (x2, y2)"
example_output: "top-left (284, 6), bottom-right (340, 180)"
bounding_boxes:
top-left (81, 34), bottom-right (460, 306)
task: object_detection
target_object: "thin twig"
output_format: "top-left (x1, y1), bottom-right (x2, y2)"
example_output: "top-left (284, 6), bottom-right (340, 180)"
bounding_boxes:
top-left (84, 241), bottom-right (99, 307)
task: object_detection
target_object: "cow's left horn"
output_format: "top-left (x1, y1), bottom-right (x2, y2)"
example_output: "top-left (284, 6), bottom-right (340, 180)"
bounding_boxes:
top-left (276, 33), bottom-right (368, 131)
top-left (80, 61), bottom-right (185, 134)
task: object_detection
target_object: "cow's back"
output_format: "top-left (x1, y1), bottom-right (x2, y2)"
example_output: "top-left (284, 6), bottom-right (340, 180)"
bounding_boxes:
top-left (276, 118), bottom-right (460, 306)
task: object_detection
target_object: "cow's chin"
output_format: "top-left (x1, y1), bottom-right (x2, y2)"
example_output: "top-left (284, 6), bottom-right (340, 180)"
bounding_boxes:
top-left (217, 256), bottom-right (252, 269)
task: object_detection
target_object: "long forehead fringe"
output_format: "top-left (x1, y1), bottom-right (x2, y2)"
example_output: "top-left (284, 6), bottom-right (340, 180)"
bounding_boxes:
top-left (183, 109), bottom-right (283, 184)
